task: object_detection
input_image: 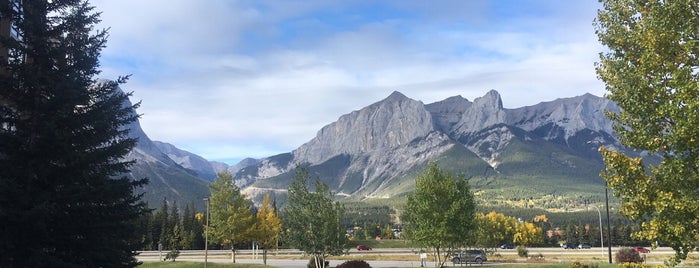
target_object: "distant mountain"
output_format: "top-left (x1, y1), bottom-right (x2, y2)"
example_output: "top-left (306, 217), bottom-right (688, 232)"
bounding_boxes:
top-left (119, 88), bottom-right (210, 210)
top-left (235, 90), bottom-right (624, 211)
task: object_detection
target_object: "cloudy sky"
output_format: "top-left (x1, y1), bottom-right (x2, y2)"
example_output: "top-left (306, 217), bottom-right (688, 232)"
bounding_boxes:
top-left (92, 0), bottom-right (606, 165)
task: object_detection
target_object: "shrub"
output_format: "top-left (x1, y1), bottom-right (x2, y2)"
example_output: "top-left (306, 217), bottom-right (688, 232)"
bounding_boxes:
top-left (336, 260), bottom-right (372, 268)
top-left (618, 263), bottom-right (650, 268)
top-left (307, 257), bottom-right (329, 268)
top-left (569, 261), bottom-right (586, 268)
top-left (569, 262), bottom-right (600, 268)
top-left (516, 245), bottom-right (529, 257)
top-left (615, 248), bottom-right (643, 264)
top-left (163, 249), bottom-right (180, 262)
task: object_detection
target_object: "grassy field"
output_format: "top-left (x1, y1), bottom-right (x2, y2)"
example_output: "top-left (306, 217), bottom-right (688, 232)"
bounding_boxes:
top-left (139, 262), bottom-right (268, 268)
top-left (137, 262), bottom-right (653, 268)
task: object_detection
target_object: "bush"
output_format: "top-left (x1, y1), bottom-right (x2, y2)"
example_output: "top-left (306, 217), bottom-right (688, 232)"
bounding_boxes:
top-left (308, 257), bottom-right (329, 268)
top-left (163, 249), bottom-right (180, 262)
top-left (569, 262), bottom-right (599, 268)
top-left (618, 263), bottom-right (650, 268)
top-left (336, 260), bottom-right (372, 268)
top-left (516, 245), bottom-right (528, 257)
top-left (615, 248), bottom-right (643, 264)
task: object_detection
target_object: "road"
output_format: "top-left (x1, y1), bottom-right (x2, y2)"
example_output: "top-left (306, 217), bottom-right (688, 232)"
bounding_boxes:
top-left (137, 247), bottom-right (688, 267)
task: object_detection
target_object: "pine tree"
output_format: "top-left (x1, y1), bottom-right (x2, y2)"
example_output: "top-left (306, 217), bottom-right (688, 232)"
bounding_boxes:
top-left (0, 1), bottom-right (148, 267)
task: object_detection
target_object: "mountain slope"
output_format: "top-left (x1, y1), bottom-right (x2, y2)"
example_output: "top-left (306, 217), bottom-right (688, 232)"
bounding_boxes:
top-left (236, 90), bottom-right (621, 211)
top-left (119, 88), bottom-right (211, 210)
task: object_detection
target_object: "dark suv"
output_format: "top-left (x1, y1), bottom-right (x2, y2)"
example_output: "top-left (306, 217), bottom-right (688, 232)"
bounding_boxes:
top-left (452, 250), bottom-right (487, 264)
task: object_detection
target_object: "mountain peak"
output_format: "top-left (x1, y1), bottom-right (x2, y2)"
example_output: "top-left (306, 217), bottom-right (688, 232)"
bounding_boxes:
top-left (385, 91), bottom-right (409, 101)
top-left (474, 89), bottom-right (503, 109)
top-left (292, 90), bottom-right (434, 165)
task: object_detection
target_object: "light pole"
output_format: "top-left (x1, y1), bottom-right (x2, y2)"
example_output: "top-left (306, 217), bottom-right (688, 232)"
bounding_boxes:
top-left (204, 197), bottom-right (210, 268)
top-left (590, 205), bottom-right (604, 254)
top-left (605, 187), bottom-right (612, 263)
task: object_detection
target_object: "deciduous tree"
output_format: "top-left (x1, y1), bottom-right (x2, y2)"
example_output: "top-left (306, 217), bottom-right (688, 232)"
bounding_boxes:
top-left (475, 212), bottom-right (517, 249)
top-left (253, 194), bottom-right (282, 265)
top-left (283, 165), bottom-right (349, 268)
top-left (402, 163), bottom-right (477, 267)
top-left (514, 221), bottom-right (542, 246)
top-left (595, 0), bottom-right (699, 264)
top-left (209, 171), bottom-right (254, 262)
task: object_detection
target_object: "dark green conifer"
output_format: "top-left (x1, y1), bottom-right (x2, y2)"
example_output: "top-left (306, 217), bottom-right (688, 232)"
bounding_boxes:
top-left (0, 1), bottom-right (148, 267)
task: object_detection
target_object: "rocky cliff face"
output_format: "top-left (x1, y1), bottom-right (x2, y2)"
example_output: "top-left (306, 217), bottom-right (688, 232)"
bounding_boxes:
top-left (154, 141), bottom-right (218, 181)
top-left (293, 91), bottom-right (435, 165)
top-left (118, 86), bottom-right (210, 210)
top-left (235, 90), bottom-right (622, 206)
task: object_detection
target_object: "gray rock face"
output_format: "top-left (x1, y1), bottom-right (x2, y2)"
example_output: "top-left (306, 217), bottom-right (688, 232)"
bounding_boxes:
top-left (232, 90), bottom-right (622, 201)
top-left (153, 141), bottom-right (218, 181)
top-left (113, 83), bottom-right (210, 209)
top-left (425, 95), bottom-right (472, 133)
top-left (292, 91), bottom-right (435, 165)
top-left (507, 93), bottom-right (619, 140)
top-left (452, 90), bottom-right (507, 135)
top-left (226, 158), bottom-right (260, 175)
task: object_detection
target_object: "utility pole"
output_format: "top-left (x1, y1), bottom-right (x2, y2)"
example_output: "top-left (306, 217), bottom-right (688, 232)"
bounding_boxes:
top-left (204, 198), bottom-right (210, 268)
top-left (605, 187), bottom-right (612, 263)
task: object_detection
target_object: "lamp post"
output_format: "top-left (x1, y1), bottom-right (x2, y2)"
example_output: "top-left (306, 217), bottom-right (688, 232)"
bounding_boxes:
top-left (605, 187), bottom-right (612, 263)
top-left (204, 197), bottom-right (210, 268)
top-left (590, 205), bottom-right (604, 255)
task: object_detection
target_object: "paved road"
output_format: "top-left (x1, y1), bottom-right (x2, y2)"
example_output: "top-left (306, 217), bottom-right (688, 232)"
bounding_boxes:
top-left (138, 247), bottom-right (687, 267)
top-left (143, 257), bottom-right (499, 268)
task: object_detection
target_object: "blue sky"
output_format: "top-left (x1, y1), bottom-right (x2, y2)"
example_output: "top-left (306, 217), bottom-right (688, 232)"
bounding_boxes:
top-left (92, 0), bottom-right (606, 165)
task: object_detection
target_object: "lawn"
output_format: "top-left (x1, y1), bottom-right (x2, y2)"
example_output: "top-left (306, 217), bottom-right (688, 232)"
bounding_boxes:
top-left (139, 262), bottom-right (268, 268)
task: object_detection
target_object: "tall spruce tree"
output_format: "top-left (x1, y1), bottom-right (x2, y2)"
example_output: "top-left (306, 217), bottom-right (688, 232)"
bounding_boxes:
top-left (0, 1), bottom-right (148, 267)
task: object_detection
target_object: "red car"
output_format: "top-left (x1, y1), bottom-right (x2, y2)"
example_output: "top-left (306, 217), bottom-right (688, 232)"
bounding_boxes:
top-left (356, 245), bottom-right (372, 251)
top-left (634, 247), bottom-right (651, 253)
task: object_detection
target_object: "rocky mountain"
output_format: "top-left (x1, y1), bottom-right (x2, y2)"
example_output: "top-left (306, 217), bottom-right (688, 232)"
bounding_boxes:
top-left (235, 90), bottom-right (623, 211)
top-left (119, 88), bottom-right (210, 210)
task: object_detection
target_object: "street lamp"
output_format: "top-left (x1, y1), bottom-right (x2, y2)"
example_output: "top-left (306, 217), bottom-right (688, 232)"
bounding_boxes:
top-left (605, 187), bottom-right (612, 263)
top-left (204, 197), bottom-right (210, 268)
top-left (590, 205), bottom-right (604, 254)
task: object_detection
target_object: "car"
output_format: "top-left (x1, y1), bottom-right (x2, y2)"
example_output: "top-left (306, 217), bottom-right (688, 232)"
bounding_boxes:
top-left (452, 250), bottom-right (487, 264)
top-left (356, 245), bottom-right (372, 251)
top-left (500, 244), bottom-right (515, 249)
top-left (634, 247), bottom-right (651, 253)
top-left (578, 244), bottom-right (591, 249)
top-left (562, 243), bottom-right (576, 249)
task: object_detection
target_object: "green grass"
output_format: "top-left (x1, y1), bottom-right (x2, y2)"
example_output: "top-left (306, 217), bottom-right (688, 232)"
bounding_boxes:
top-left (491, 264), bottom-right (618, 268)
top-left (139, 262), bottom-right (268, 268)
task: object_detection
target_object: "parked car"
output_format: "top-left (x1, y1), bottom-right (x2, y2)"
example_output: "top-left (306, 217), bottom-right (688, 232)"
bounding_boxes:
top-left (562, 243), bottom-right (576, 249)
top-left (452, 250), bottom-right (487, 264)
top-left (500, 244), bottom-right (515, 249)
top-left (578, 244), bottom-right (591, 249)
top-left (356, 245), bottom-right (372, 251)
top-left (634, 247), bottom-right (651, 253)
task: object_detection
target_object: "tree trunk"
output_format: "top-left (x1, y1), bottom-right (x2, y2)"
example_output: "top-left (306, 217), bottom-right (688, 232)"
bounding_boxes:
top-left (263, 248), bottom-right (268, 265)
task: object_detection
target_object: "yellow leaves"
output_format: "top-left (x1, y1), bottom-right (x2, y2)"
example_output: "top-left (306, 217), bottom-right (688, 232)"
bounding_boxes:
top-left (533, 214), bottom-right (549, 223)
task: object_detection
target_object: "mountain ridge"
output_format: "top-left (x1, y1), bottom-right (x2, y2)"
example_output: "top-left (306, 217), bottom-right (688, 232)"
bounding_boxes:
top-left (121, 88), bottom-right (624, 212)
top-left (223, 90), bottom-right (622, 211)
